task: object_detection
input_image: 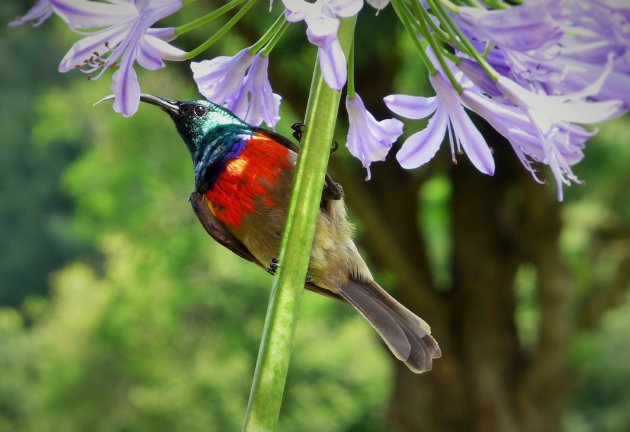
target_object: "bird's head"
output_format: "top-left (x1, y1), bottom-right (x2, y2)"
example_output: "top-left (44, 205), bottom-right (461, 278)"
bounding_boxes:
top-left (97, 94), bottom-right (252, 192)
top-left (136, 94), bottom-right (249, 156)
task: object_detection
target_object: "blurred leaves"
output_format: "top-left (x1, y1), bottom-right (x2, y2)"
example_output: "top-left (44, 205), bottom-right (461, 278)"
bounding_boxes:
top-left (0, 22), bottom-right (390, 430)
top-left (1, 2), bottom-right (629, 431)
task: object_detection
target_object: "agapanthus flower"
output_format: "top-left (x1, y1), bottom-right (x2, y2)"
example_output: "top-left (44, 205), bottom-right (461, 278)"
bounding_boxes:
top-left (495, 65), bottom-right (624, 137)
top-left (449, 53), bottom-right (622, 200)
top-left (365, 0), bottom-right (391, 13)
top-left (346, 94), bottom-right (403, 180)
top-left (191, 50), bottom-right (281, 128)
top-left (51, 0), bottom-right (185, 117)
top-left (546, 0), bottom-right (630, 106)
top-left (283, 0), bottom-right (363, 90)
top-left (385, 72), bottom-right (495, 175)
top-left (491, 66), bottom-right (623, 199)
top-left (9, 0), bottom-right (53, 28)
top-left (228, 54), bottom-right (282, 128)
top-left (460, 87), bottom-right (589, 200)
top-left (191, 49), bottom-right (255, 109)
top-left (457, 1), bottom-right (564, 53)
top-left (456, 0), bottom-right (630, 108)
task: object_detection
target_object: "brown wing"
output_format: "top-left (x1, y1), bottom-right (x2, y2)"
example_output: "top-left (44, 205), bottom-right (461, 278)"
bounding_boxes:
top-left (189, 191), bottom-right (345, 302)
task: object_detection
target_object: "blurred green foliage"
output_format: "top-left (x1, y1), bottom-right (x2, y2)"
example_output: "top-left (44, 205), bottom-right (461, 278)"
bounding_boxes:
top-left (0, 4), bottom-right (88, 307)
top-left (0, 6), bottom-right (390, 430)
top-left (1, 2), bottom-right (629, 431)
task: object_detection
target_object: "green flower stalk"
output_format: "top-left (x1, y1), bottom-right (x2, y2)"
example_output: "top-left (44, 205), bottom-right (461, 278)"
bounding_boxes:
top-left (242, 16), bottom-right (357, 432)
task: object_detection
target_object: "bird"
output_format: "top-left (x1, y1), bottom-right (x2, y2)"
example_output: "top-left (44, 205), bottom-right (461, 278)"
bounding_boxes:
top-left (130, 94), bottom-right (441, 373)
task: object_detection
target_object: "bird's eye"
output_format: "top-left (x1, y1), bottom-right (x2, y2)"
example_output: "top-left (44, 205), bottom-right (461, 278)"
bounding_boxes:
top-left (193, 105), bottom-right (207, 117)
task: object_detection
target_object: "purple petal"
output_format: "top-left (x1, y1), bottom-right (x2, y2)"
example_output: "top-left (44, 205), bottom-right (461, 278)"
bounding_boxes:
top-left (58, 24), bottom-right (129, 72)
top-left (365, 0), bottom-right (390, 11)
top-left (331, 0), bottom-right (363, 17)
top-left (430, 73), bottom-right (494, 174)
top-left (9, 0), bottom-right (53, 28)
top-left (137, 0), bottom-right (182, 20)
top-left (396, 106), bottom-right (448, 169)
top-left (143, 34), bottom-right (185, 61)
top-left (552, 59), bottom-right (630, 107)
top-left (458, 4), bottom-right (563, 52)
top-left (461, 87), bottom-right (592, 194)
top-left (112, 55), bottom-right (140, 117)
top-left (317, 43), bottom-right (346, 91)
top-left (136, 38), bottom-right (165, 70)
top-left (305, 15), bottom-right (340, 38)
top-left (384, 94), bottom-right (439, 119)
top-left (233, 54), bottom-right (282, 128)
top-left (346, 94), bottom-right (403, 178)
top-left (252, 59), bottom-right (282, 128)
top-left (146, 27), bottom-right (177, 42)
top-left (448, 103), bottom-right (495, 175)
top-left (191, 49), bottom-right (255, 105)
top-left (307, 29), bottom-right (346, 91)
top-left (496, 75), bottom-right (625, 128)
top-left (283, 0), bottom-right (311, 21)
top-left (455, 58), bottom-right (502, 97)
top-left (396, 107), bottom-right (448, 169)
top-left (50, 0), bottom-right (137, 28)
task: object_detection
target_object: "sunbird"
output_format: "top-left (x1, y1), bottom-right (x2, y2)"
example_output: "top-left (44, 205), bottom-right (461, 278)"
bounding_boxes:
top-left (132, 94), bottom-right (441, 373)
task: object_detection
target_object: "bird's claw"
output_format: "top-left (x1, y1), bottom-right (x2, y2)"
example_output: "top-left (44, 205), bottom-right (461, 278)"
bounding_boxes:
top-left (291, 123), bottom-right (338, 157)
top-left (324, 174), bottom-right (344, 201)
top-left (330, 140), bottom-right (338, 155)
top-left (267, 258), bottom-right (280, 275)
top-left (305, 273), bottom-right (314, 283)
top-left (291, 122), bottom-right (306, 142)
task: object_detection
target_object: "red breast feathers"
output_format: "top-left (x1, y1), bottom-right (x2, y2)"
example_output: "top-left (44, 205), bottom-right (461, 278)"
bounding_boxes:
top-left (205, 133), bottom-right (293, 229)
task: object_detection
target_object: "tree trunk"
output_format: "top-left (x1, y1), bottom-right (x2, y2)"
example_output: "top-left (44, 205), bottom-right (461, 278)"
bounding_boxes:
top-left (334, 128), bottom-right (572, 432)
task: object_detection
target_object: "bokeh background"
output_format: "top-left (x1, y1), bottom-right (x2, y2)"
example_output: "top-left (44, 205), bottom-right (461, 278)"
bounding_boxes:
top-left (1, 2), bottom-right (629, 431)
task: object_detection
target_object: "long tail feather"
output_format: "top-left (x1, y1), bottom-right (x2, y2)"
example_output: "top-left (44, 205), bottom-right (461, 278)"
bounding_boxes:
top-left (338, 279), bottom-right (441, 373)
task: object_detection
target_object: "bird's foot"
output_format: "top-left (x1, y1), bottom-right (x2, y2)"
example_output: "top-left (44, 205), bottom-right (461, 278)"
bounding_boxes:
top-left (330, 140), bottom-right (338, 155)
top-left (324, 174), bottom-right (344, 200)
top-left (291, 122), bottom-right (306, 142)
top-left (291, 122), bottom-right (338, 156)
top-left (305, 272), bottom-right (314, 283)
top-left (267, 258), bottom-right (280, 275)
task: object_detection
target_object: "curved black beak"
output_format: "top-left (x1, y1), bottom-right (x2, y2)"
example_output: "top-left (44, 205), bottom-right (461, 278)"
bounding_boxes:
top-left (94, 94), bottom-right (180, 115)
top-left (139, 94), bottom-right (180, 115)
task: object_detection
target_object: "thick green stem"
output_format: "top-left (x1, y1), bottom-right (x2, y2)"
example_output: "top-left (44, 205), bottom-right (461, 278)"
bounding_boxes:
top-left (242, 16), bottom-right (357, 432)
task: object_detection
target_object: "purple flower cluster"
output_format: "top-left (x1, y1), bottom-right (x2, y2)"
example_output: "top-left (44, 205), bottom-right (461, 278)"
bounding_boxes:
top-left (386, 0), bottom-right (629, 200)
top-left (12, 0), bottom-right (185, 117)
top-left (283, 0), bottom-right (363, 90)
top-left (385, 71), bottom-right (494, 175)
top-left (346, 94), bottom-right (403, 179)
top-left (191, 49), bottom-right (281, 129)
top-left (9, 0), bottom-right (52, 28)
top-left (9, 0), bottom-right (629, 198)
